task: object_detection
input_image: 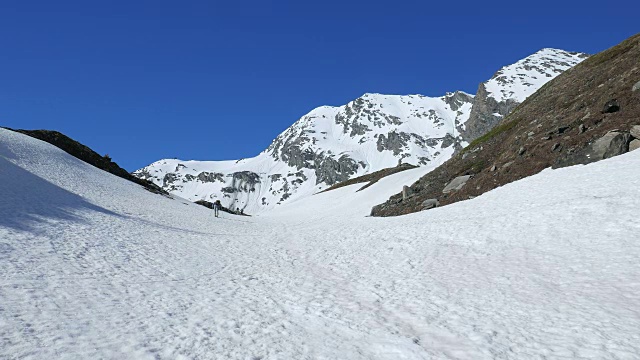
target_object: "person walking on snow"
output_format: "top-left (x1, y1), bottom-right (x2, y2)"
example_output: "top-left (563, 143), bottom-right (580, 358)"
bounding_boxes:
top-left (213, 200), bottom-right (221, 218)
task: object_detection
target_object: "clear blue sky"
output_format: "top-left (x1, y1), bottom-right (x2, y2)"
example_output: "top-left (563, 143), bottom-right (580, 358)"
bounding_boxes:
top-left (1, 1), bottom-right (637, 171)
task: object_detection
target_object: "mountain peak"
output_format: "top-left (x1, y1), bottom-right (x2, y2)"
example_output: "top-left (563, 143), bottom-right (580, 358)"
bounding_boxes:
top-left (484, 47), bottom-right (589, 104)
top-left (134, 48), bottom-right (586, 213)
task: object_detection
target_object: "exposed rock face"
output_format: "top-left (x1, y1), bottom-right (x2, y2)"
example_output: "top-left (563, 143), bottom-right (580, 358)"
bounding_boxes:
top-left (376, 131), bottom-right (411, 155)
top-left (314, 154), bottom-right (361, 185)
top-left (197, 172), bottom-right (224, 183)
top-left (163, 173), bottom-right (179, 189)
top-left (443, 91), bottom-right (475, 112)
top-left (231, 171), bottom-right (261, 192)
top-left (462, 83), bottom-right (519, 142)
top-left (371, 34), bottom-right (640, 217)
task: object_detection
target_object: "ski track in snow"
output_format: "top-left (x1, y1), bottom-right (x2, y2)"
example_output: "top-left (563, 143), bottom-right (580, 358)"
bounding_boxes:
top-left (1, 128), bottom-right (639, 359)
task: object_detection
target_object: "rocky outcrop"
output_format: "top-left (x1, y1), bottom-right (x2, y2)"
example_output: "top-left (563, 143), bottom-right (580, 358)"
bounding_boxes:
top-left (230, 171), bottom-right (261, 192)
top-left (314, 154), bottom-right (361, 185)
top-left (461, 83), bottom-right (519, 142)
top-left (553, 130), bottom-right (631, 168)
top-left (376, 131), bottom-right (411, 155)
top-left (197, 172), bottom-right (225, 183)
top-left (443, 91), bottom-right (475, 112)
top-left (163, 173), bottom-right (179, 188)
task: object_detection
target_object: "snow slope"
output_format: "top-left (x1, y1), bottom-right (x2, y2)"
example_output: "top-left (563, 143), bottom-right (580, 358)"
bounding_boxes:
top-left (483, 48), bottom-right (589, 103)
top-left (2, 128), bottom-right (639, 359)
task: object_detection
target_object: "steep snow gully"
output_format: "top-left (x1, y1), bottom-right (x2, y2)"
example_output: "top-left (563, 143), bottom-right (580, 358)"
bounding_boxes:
top-left (1, 128), bottom-right (639, 359)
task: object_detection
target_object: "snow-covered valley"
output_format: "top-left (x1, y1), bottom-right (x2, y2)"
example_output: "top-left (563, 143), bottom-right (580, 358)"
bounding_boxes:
top-left (2, 122), bottom-right (639, 358)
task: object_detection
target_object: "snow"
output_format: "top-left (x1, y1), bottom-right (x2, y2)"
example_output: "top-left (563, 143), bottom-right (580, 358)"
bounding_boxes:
top-left (484, 48), bottom-right (587, 103)
top-left (2, 128), bottom-right (639, 359)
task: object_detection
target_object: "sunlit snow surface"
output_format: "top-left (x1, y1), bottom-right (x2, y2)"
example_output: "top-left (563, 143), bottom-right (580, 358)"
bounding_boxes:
top-left (483, 48), bottom-right (587, 103)
top-left (1, 128), bottom-right (639, 359)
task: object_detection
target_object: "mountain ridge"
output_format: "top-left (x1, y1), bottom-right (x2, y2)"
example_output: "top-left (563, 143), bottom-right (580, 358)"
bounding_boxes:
top-left (134, 48), bottom-right (588, 213)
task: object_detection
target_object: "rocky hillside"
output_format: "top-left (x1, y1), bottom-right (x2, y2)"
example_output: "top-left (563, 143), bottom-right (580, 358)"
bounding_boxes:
top-left (134, 49), bottom-right (586, 214)
top-left (371, 33), bottom-right (640, 217)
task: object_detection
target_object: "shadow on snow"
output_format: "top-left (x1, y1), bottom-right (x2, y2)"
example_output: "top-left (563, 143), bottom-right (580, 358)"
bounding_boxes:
top-left (0, 153), bottom-right (121, 232)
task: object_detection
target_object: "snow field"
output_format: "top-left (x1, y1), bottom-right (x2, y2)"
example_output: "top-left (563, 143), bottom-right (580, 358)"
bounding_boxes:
top-left (1, 128), bottom-right (639, 359)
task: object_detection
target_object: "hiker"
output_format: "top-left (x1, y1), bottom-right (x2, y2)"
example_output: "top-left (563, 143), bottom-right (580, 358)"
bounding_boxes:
top-left (213, 200), bottom-right (221, 217)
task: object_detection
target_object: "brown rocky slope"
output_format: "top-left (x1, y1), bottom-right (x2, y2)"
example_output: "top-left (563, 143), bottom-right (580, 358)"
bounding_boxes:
top-left (372, 33), bottom-right (640, 217)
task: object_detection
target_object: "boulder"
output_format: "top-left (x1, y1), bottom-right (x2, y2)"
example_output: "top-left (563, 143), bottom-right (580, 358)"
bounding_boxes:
top-left (593, 130), bottom-right (631, 158)
top-left (630, 125), bottom-right (640, 139)
top-left (402, 185), bottom-right (412, 200)
top-left (553, 126), bottom-right (570, 135)
top-left (553, 130), bottom-right (631, 168)
top-left (442, 175), bottom-right (471, 194)
top-left (633, 81), bottom-right (640, 92)
top-left (630, 139), bottom-right (640, 152)
top-left (421, 199), bottom-right (439, 210)
top-left (602, 99), bottom-right (620, 113)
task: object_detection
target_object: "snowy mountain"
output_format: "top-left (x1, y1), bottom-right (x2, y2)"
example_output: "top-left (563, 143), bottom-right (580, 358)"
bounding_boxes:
top-left (134, 49), bottom-right (588, 213)
top-left (134, 92), bottom-right (474, 214)
top-left (3, 127), bottom-right (640, 358)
